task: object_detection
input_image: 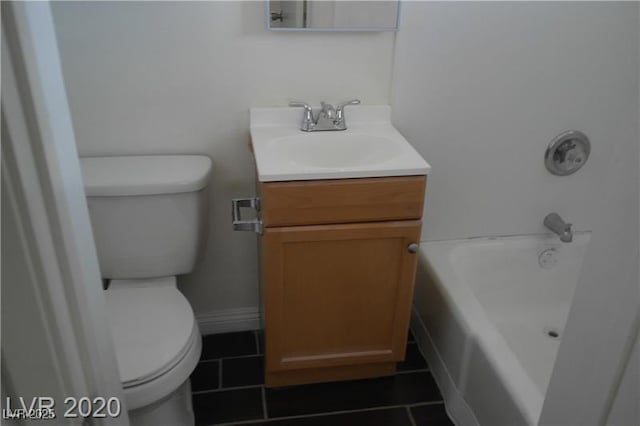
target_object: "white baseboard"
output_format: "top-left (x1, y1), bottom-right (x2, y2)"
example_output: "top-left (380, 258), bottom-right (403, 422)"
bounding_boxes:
top-left (196, 307), bottom-right (261, 335)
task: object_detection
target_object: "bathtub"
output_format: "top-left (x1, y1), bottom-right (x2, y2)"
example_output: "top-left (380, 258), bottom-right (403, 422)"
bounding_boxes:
top-left (411, 233), bottom-right (590, 426)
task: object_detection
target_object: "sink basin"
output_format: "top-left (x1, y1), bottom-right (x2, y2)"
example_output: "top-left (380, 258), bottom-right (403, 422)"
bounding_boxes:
top-left (267, 133), bottom-right (401, 169)
top-left (250, 105), bottom-right (431, 182)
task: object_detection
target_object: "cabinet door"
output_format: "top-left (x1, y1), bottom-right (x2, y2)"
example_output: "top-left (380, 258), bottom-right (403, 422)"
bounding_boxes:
top-left (263, 221), bottom-right (421, 374)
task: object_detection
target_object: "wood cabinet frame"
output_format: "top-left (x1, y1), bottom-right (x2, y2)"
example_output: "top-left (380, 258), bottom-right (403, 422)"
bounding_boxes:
top-left (258, 175), bottom-right (427, 387)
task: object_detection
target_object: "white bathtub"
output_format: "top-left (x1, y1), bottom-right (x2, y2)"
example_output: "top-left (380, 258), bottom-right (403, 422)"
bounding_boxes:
top-left (411, 233), bottom-right (590, 426)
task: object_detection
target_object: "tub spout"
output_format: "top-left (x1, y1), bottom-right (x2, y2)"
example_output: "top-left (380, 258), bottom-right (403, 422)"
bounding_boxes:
top-left (544, 213), bottom-right (573, 243)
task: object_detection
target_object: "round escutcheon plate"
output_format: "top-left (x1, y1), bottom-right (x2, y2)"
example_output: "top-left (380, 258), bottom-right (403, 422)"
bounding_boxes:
top-left (545, 130), bottom-right (590, 176)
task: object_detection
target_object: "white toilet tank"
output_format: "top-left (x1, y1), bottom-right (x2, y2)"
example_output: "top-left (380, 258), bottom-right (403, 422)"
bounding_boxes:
top-left (80, 155), bottom-right (212, 279)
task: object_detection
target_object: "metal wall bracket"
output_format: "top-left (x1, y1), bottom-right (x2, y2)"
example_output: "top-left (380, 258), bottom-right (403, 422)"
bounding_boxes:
top-left (232, 197), bottom-right (263, 234)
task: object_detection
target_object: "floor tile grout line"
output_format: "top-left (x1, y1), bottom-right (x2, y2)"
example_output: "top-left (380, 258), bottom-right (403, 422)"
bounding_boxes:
top-left (407, 400), bottom-right (445, 408)
top-left (199, 353), bottom-right (263, 363)
top-left (192, 384), bottom-right (437, 399)
top-left (200, 332), bottom-right (416, 362)
top-left (192, 369), bottom-right (431, 395)
top-left (200, 353), bottom-right (425, 366)
top-left (191, 384), bottom-right (263, 395)
top-left (395, 368), bottom-right (430, 374)
top-left (193, 369), bottom-right (430, 395)
top-left (261, 386), bottom-right (268, 419)
top-left (207, 401), bottom-right (446, 425)
top-left (200, 342), bottom-right (418, 363)
top-left (406, 406), bottom-right (417, 426)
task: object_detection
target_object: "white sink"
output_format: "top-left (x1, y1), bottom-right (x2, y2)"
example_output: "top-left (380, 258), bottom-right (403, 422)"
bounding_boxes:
top-left (250, 105), bottom-right (431, 182)
top-left (267, 133), bottom-right (400, 169)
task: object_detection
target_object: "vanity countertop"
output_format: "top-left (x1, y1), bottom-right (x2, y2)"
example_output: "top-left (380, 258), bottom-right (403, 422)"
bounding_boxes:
top-left (250, 106), bottom-right (431, 182)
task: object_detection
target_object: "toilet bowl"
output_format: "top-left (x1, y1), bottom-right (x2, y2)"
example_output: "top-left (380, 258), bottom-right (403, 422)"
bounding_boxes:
top-left (105, 278), bottom-right (201, 425)
top-left (81, 155), bottom-right (212, 425)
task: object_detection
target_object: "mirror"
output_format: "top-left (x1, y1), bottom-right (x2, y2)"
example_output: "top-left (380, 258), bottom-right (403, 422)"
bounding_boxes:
top-left (268, 1), bottom-right (399, 31)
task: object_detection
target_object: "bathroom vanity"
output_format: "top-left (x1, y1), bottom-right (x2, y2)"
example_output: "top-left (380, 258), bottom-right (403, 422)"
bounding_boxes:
top-left (239, 105), bottom-right (430, 387)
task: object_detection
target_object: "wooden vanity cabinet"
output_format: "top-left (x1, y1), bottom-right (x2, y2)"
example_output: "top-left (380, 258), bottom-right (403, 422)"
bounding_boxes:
top-left (258, 176), bottom-right (426, 387)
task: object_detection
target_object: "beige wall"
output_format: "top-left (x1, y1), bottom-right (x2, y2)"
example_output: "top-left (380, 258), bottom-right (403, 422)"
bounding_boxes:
top-left (51, 1), bottom-right (395, 316)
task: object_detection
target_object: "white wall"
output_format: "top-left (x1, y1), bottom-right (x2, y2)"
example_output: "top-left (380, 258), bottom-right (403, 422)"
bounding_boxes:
top-left (50, 1), bottom-right (638, 421)
top-left (391, 2), bottom-right (639, 424)
top-left (51, 1), bottom-right (395, 316)
top-left (392, 1), bottom-right (638, 243)
top-left (606, 328), bottom-right (639, 426)
top-left (605, 6), bottom-right (640, 426)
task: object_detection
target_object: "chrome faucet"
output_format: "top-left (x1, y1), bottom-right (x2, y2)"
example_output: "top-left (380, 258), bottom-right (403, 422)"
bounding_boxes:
top-left (289, 99), bottom-right (360, 132)
top-left (544, 213), bottom-right (573, 243)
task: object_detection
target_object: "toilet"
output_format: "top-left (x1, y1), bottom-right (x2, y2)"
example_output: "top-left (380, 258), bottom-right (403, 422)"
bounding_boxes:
top-left (80, 155), bottom-right (212, 426)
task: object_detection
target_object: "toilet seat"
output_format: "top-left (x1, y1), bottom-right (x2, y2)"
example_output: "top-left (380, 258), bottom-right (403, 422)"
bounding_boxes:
top-left (105, 277), bottom-right (202, 410)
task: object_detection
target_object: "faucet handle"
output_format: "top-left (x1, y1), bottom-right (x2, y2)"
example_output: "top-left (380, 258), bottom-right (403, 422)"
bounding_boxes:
top-left (335, 99), bottom-right (361, 126)
top-left (337, 99), bottom-right (361, 109)
top-left (289, 101), bottom-right (314, 131)
top-left (289, 101), bottom-right (312, 110)
top-left (335, 99), bottom-right (361, 121)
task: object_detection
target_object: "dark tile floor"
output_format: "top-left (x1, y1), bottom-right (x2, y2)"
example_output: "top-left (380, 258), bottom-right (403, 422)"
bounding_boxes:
top-left (191, 330), bottom-right (453, 426)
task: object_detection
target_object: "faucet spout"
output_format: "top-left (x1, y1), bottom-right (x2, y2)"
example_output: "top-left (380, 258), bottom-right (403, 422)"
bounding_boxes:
top-left (544, 213), bottom-right (573, 243)
top-left (315, 101), bottom-right (337, 128)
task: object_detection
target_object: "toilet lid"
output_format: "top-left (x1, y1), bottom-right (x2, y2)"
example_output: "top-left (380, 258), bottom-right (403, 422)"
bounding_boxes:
top-left (105, 283), bottom-right (197, 387)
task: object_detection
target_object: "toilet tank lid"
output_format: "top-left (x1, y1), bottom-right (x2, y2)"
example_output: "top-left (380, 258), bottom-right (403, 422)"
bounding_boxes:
top-left (80, 155), bottom-right (212, 196)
